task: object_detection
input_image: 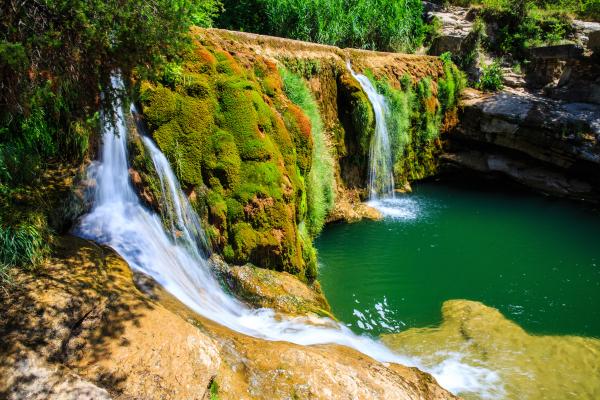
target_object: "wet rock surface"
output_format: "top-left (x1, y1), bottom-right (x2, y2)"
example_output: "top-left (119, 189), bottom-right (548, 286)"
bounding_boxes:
top-left (0, 236), bottom-right (456, 400)
top-left (210, 254), bottom-right (334, 318)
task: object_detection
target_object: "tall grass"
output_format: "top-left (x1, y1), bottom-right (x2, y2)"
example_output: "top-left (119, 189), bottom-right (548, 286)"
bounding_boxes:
top-left (0, 212), bottom-right (50, 284)
top-left (279, 68), bottom-right (335, 237)
top-left (218, 0), bottom-right (426, 52)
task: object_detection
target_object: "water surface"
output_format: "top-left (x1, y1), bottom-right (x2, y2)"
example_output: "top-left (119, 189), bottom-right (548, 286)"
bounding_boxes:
top-left (316, 182), bottom-right (600, 338)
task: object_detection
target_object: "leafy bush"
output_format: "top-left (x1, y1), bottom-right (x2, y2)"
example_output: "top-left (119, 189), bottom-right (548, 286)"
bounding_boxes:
top-left (279, 68), bottom-right (335, 236)
top-left (0, 0), bottom-right (221, 188)
top-left (217, 0), bottom-right (426, 52)
top-left (478, 60), bottom-right (505, 91)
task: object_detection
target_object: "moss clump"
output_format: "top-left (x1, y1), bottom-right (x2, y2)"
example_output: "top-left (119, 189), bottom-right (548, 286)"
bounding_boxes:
top-left (139, 36), bottom-right (319, 281)
top-left (141, 84), bottom-right (216, 187)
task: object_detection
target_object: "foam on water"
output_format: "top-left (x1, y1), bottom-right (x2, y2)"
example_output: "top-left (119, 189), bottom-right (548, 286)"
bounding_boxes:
top-left (75, 76), bottom-right (503, 399)
top-left (368, 197), bottom-right (422, 220)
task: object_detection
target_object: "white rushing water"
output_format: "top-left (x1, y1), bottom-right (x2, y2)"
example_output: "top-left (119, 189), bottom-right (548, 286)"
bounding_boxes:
top-left (347, 62), bottom-right (395, 200)
top-left (75, 76), bottom-right (502, 398)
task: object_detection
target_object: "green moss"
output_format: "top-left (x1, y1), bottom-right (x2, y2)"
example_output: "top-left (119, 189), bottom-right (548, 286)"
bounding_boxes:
top-left (367, 62), bottom-right (462, 188)
top-left (140, 42), bottom-right (317, 280)
top-left (337, 71), bottom-right (375, 190)
top-left (235, 161), bottom-right (283, 203)
top-left (143, 85), bottom-right (178, 129)
top-left (181, 72), bottom-right (212, 98)
top-left (203, 130), bottom-right (241, 190)
top-left (231, 222), bottom-right (258, 263)
top-left (225, 197), bottom-right (244, 222)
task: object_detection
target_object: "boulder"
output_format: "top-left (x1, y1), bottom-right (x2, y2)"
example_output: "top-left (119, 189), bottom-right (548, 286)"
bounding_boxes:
top-left (529, 44), bottom-right (584, 60)
top-left (429, 35), bottom-right (464, 56)
top-left (210, 255), bottom-right (334, 318)
top-left (449, 89), bottom-right (600, 201)
top-left (589, 30), bottom-right (600, 53)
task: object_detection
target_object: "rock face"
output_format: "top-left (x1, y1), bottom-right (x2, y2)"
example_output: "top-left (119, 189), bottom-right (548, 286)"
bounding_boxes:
top-left (427, 6), bottom-right (474, 56)
top-left (132, 27), bottom-right (460, 282)
top-left (590, 30), bottom-right (600, 53)
top-left (0, 236), bottom-right (457, 400)
top-left (446, 88), bottom-right (600, 200)
top-left (0, 236), bottom-right (221, 400)
top-left (210, 254), bottom-right (334, 318)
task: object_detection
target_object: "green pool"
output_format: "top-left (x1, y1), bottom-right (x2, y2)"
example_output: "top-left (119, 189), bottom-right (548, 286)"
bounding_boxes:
top-left (315, 182), bottom-right (600, 338)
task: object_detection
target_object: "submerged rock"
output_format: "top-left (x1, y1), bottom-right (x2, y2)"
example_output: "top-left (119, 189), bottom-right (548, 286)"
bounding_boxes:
top-left (383, 300), bottom-right (600, 400)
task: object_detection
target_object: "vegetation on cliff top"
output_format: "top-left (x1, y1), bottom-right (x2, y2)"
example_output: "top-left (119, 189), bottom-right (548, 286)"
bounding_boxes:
top-left (442, 0), bottom-right (599, 22)
top-left (217, 0), bottom-right (426, 52)
top-left (437, 0), bottom-right (592, 65)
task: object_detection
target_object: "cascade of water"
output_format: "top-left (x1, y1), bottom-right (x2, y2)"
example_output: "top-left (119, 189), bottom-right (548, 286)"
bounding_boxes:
top-left (75, 75), bottom-right (501, 398)
top-left (346, 62), bottom-right (395, 200)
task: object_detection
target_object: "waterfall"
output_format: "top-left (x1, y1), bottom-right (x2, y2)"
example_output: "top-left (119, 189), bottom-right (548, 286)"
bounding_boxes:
top-left (347, 62), bottom-right (395, 200)
top-left (75, 75), bottom-right (501, 398)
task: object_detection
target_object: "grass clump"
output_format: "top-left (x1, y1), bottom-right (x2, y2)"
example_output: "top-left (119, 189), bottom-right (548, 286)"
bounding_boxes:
top-left (478, 60), bottom-right (505, 91)
top-left (0, 211), bottom-right (50, 284)
top-left (279, 68), bottom-right (335, 237)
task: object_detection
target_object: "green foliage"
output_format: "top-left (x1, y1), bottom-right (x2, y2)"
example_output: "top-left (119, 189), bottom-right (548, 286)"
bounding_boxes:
top-left (217, 0), bottom-right (426, 52)
top-left (439, 55), bottom-right (467, 112)
top-left (478, 60), bottom-right (505, 91)
top-left (0, 212), bottom-right (50, 284)
top-left (0, 0), bottom-right (221, 189)
top-left (457, 17), bottom-right (487, 73)
top-left (209, 379), bottom-right (220, 400)
top-left (279, 68), bottom-right (335, 237)
top-left (477, 0), bottom-right (576, 58)
top-left (423, 16), bottom-right (443, 47)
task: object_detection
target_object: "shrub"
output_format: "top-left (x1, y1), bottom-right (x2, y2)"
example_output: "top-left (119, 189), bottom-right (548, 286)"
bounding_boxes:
top-left (0, 0), bottom-right (221, 189)
top-left (478, 60), bottom-right (505, 91)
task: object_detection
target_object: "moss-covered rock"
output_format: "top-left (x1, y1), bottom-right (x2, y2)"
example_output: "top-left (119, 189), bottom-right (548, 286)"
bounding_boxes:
top-left (337, 71), bottom-right (375, 191)
top-left (138, 35), bottom-right (317, 281)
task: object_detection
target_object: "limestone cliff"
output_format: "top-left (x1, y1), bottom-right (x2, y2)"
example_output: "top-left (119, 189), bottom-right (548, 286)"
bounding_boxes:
top-left (132, 27), bottom-right (463, 282)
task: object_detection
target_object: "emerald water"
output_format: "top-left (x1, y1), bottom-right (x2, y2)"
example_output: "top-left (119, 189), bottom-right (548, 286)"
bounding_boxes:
top-left (316, 182), bottom-right (600, 338)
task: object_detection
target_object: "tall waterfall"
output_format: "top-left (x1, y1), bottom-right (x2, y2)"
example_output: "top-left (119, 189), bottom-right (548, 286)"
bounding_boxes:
top-left (347, 62), bottom-right (395, 199)
top-left (75, 76), bottom-right (501, 398)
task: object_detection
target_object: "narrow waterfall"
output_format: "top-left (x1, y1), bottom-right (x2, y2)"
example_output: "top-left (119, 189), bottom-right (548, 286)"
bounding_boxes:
top-left (347, 62), bottom-right (395, 200)
top-left (75, 76), bottom-right (500, 398)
